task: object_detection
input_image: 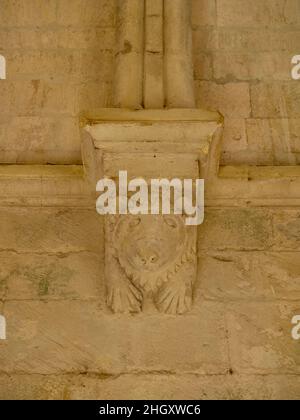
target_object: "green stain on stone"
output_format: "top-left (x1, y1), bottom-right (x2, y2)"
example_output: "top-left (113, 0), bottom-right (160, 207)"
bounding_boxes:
top-left (38, 277), bottom-right (50, 296)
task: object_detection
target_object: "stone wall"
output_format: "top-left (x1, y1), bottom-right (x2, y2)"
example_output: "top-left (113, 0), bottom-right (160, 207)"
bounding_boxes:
top-left (1, 0), bottom-right (299, 165)
top-left (0, 0), bottom-right (116, 164)
top-left (192, 0), bottom-right (300, 165)
top-left (0, 206), bottom-right (299, 399)
top-left (0, 0), bottom-right (300, 401)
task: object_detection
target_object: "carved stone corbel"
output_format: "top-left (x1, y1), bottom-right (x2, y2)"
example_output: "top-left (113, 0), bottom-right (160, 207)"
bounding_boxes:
top-left (81, 0), bottom-right (223, 314)
top-left (81, 109), bottom-right (222, 314)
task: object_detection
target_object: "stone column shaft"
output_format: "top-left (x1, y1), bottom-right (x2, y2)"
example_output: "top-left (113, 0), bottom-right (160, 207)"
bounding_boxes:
top-left (113, 0), bottom-right (195, 109)
top-left (164, 0), bottom-right (195, 108)
top-left (113, 0), bottom-right (145, 109)
top-left (144, 0), bottom-right (164, 109)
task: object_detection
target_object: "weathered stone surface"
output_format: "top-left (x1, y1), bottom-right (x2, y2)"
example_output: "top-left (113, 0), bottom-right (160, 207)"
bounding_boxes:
top-left (213, 52), bottom-right (293, 82)
top-left (217, 0), bottom-right (300, 27)
top-left (0, 0), bottom-right (116, 164)
top-left (1, 0), bottom-right (299, 165)
top-left (56, 0), bottom-right (116, 26)
top-left (251, 83), bottom-right (300, 119)
top-left (1, 0), bottom-right (300, 401)
top-left (192, 0), bottom-right (300, 165)
top-left (0, 251), bottom-right (104, 301)
top-left (199, 252), bottom-right (300, 301)
top-left (0, 208), bottom-right (103, 254)
top-left (66, 373), bottom-right (300, 400)
top-left (0, 116), bottom-right (81, 164)
top-left (0, 301), bottom-right (228, 375)
top-left (272, 210), bottom-right (300, 250)
top-left (1, 373), bottom-right (300, 400)
top-left (198, 209), bottom-right (273, 251)
top-left (192, 0), bottom-right (216, 27)
top-left (215, 28), bottom-right (300, 53)
top-left (195, 81), bottom-right (251, 118)
top-left (227, 302), bottom-right (300, 375)
top-left (0, 0), bottom-right (57, 26)
top-left (222, 118), bottom-right (248, 154)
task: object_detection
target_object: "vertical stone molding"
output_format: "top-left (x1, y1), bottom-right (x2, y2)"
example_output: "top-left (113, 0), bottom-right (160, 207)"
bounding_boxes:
top-left (113, 0), bottom-right (145, 109)
top-left (144, 0), bottom-right (164, 109)
top-left (164, 0), bottom-right (195, 108)
top-left (113, 0), bottom-right (195, 109)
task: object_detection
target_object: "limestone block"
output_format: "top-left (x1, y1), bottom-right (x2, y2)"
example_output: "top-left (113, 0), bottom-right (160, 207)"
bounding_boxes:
top-left (198, 209), bottom-right (273, 251)
top-left (0, 208), bottom-right (103, 254)
top-left (246, 119), bottom-right (273, 152)
top-left (4, 50), bottom-right (75, 81)
top-left (78, 50), bottom-right (114, 83)
top-left (191, 0), bottom-right (216, 27)
top-left (222, 118), bottom-right (248, 153)
top-left (56, 0), bottom-right (116, 27)
top-left (66, 373), bottom-right (300, 400)
top-left (237, 117), bottom-right (297, 164)
top-left (272, 210), bottom-right (300, 250)
top-left (0, 164), bottom-right (91, 207)
top-left (0, 80), bottom-right (78, 117)
top-left (227, 302), bottom-right (300, 374)
top-left (251, 83), bottom-right (300, 119)
top-left (3, 50), bottom-right (113, 83)
top-left (217, 0), bottom-right (300, 27)
top-left (195, 81), bottom-right (251, 118)
top-left (270, 119), bottom-right (300, 154)
top-left (0, 252), bottom-right (104, 302)
top-left (199, 251), bottom-right (300, 301)
top-left (0, 374), bottom-right (68, 400)
top-left (1, 372), bottom-right (300, 400)
top-left (0, 28), bottom-right (57, 50)
top-left (193, 28), bottom-right (217, 53)
top-left (216, 29), bottom-right (300, 53)
top-left (79, 81), bottom-right (112, 111)
top-left (213, 52), bottom-right (293, 82)
top-left (0, 116), bottom-right (81, 164)
top-left (103, 153), bottom-right (199, 180)
top-left (206, 166), bottom-right (300, 205)
top-left (56, 28), bottom-right (115, 50)
top-left (0, 301), bottom-right (228, 375)
top-left (128, 302), bottom-right (228, 374)
top-left (0, 0), bottom-right (57, 26)
top-left (221, 150), bottom-right (275, 166)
